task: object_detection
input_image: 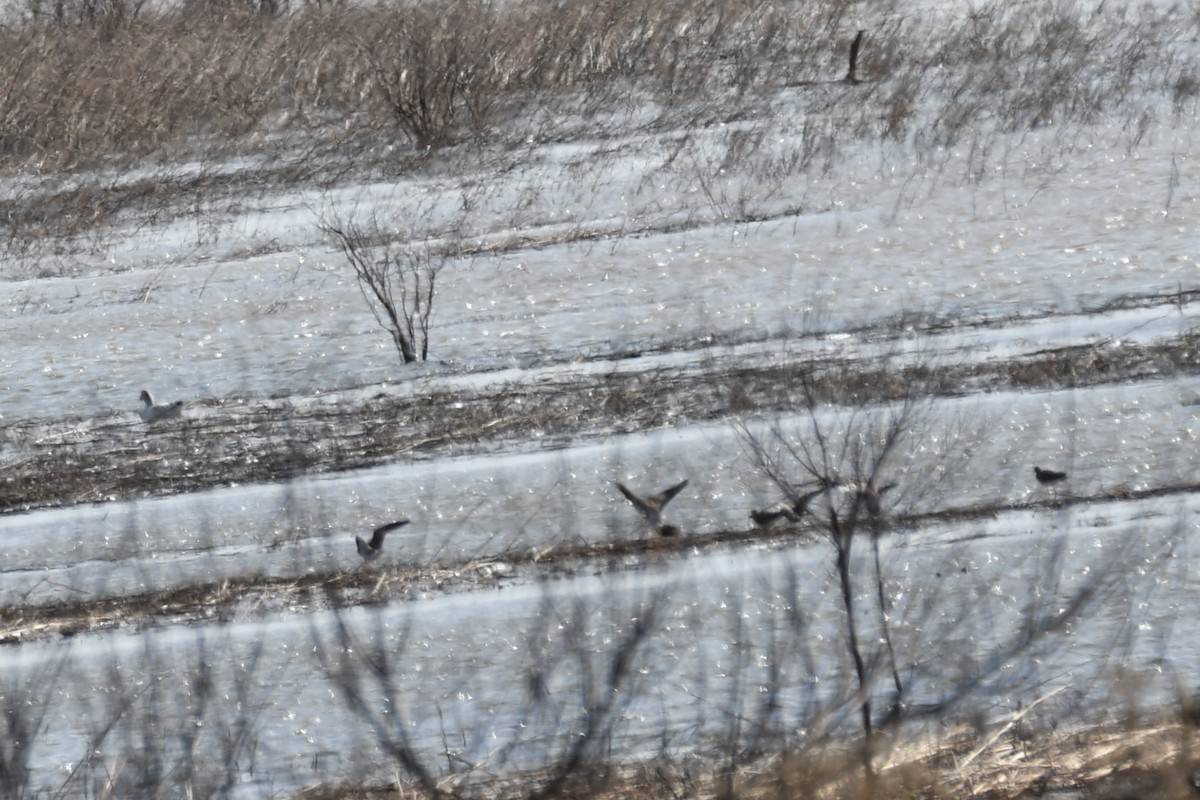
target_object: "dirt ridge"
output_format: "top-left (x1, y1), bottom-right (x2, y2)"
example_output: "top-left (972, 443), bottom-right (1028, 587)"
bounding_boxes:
top-left (3, 329), bottom-right (1198, 514)
top-left (7, 480), bottom-right (1199, 647)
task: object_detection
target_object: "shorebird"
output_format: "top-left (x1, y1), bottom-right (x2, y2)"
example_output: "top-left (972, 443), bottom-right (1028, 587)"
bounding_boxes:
top-left (1033, 466), bottom-right (1067, 503)
top-left (138, 389), bottom-right (184, 423)
top-left (355, 519), bottom-right (409, 560)
top-left (616, 478), bottom-right (688, 537)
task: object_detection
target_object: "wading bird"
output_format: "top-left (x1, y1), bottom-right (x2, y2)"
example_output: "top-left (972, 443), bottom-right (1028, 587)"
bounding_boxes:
top-left (138, 389), bottom-right (184, 423)
top-left (616, 478), bottom-right (688, 537)
top-left (356, 519), bottom-right (409, 560)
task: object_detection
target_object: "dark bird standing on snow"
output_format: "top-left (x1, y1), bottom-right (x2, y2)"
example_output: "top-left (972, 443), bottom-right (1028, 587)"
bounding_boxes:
top-left (750, 501), bottom-right (803, 529)
top-left (356, 519), bottom-right (410, 559)
top-left (616, 479), bottom-right (689, 537)
top-left (1033, 466), bottom-right (1067, 485)
top-left (1033, 466), bottom-right (1068, 503)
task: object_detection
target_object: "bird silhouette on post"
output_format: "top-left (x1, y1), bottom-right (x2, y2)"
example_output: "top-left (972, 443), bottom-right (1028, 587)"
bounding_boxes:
top-left (356, 519), bottom-right (409, 560)
top-left (845, 29), bottom-right (866, 84)
top-left (616, 479), bottom-right (689, 537)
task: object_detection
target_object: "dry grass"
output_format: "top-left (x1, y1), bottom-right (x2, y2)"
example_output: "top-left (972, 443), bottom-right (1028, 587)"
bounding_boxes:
top-left (0, 0), bottom-right (1189, 273)
top-left (0, 0), bottom-right (847, 172)
top-left (0, 0), bottom-right (1192, 251)
top-left (288, 717), bottom-right (1200, 799)
top-left (750, 721), bottom-right (1200, 800)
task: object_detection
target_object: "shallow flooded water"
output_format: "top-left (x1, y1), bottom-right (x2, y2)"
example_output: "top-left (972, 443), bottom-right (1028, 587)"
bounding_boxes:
top-left (3, 488), bottom-right (1195, 796)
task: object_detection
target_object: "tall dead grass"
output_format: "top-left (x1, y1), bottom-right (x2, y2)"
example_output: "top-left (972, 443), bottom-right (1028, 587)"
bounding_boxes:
top-left (0, 0), bottom-right (1193, 256)
top-left (1, 0), bottom-right (1190, 175)
top-left (0, 0), bottom-right (832, 170)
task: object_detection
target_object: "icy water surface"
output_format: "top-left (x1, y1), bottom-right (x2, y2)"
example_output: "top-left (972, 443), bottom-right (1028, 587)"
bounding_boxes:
top-left (3, 373), bottom-right (1199, 608)
top-left (2, 5), bottom-right (1199, 794)
top-left (3, 491), bottom-right (1193, 796)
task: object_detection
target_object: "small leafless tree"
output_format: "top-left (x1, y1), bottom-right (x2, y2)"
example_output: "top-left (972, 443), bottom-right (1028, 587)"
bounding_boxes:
top-left (321, 215), bottom-right (442, 364)
top-left (736, 373), bottom-right (931, 761)
top-left (733, 356), bottom-right (1161, 786)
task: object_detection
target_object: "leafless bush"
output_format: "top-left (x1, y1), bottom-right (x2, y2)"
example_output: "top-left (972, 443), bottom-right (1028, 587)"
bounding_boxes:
top-left (351, 0), bottom-right (502, 149)
top-left (99, 639), bottom-right (265, 798)
top-left (321, 212), bottom-right (445, 364)
top-left (0, 0), bottom-right (1189, 234)
top-left (21, 0), bottom-right (140, 34)
top-left (0, 633), bottom-right (272, 800)
top-left (737, 373), bottom-right (938, 755)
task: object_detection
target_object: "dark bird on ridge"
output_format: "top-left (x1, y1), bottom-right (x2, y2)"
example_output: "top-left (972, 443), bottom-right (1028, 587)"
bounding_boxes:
top-left (1033, 466), bottom-right (1067, 485)
top-left (616, 479), bottom-right (689, 537)
top-left (1033, 466), bottom-right (1068, 503)
top-left (750, 502), bottom-right (802, 529)
top-left (356, 519), bottom-right (409, 560)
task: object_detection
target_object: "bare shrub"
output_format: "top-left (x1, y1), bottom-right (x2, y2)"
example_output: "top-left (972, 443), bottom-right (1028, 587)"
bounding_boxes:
top-left (352, 0), bottom-right (501, 149)
top-left (21, 0), bottom-right (139, 34)
top-left (737, 374), bottom-right (938, 752)
top-left (0, 0), bottom-right (1187, 188)
top-left (0, 634), bottom-right (272, 800)
top-left (321, 212), bottom-right (445, 364)
top-left (81, 641), bottom-right (266, 798)
top-left (0, 0), bottom-right (883, 172)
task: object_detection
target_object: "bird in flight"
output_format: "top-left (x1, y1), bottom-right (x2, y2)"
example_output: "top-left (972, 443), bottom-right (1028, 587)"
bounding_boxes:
top-left (356, 519), bottom-right (409, 560)
top-left (751, 486), bottom-right (826, 529)
top-left (616, 478), bottom-right (689, 537)
top-left (750, 501), bottom-right (802, 529)
top-left (138, 389), bottom-right (184, 423)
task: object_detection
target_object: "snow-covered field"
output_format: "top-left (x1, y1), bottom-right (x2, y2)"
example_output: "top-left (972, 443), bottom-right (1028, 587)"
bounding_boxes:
top-left (2, 1), bottom-right (1200, 795)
